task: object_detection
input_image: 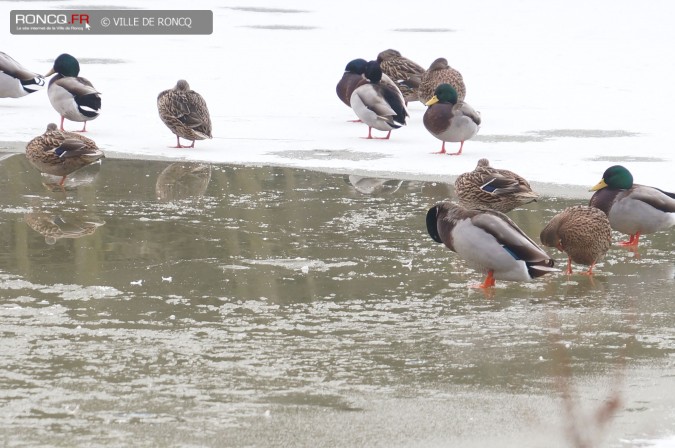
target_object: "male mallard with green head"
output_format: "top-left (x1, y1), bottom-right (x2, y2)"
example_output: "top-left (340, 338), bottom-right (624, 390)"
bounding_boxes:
top-left (336, 58), bottom-right (368, 107)
top-left (45, 53), bottom-right (101, 132)
top-left (455, 159), bottom-right (538, 212)
top-left (589, 165), bottom-right (675, 247)
top-left (423, 83), bottom-right (480, 155)
top-left (376, 49), bottom-right (425, 104)
top-left (0, 51), bottom-right (45, 98)
top-left (418, 57), bottom-right (466, 104)
top-left (540, 205), bottom-right (612, 275)
top-left (158, 79), bottom-right (213, 148)
top-left (26, 123), bottom-right (104, 187)
top-left (426, 201), bottom-right (556, 288)
top-left (350, 61), bottom-right (408, 140)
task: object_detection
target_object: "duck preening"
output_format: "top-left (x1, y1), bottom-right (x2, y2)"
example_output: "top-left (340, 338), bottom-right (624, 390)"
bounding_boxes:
top-left (426, 201), bottom-right (557, 288)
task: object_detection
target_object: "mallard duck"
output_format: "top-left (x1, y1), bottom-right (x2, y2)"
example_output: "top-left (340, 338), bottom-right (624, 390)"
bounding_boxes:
top-left (25, 123), bottom-right (105, 186)
top-left (455, 158), bottom-right (538, 212)
top-left (376, 49), bottom-right (425, 104)
top-left (423, 83), bottom-right (480, 155)
top-left (540, 205), bottom-right (612, 275)
top-left (426, 201), bottom-right (557, 288)
top-left (418, 57), bottom-right (466, 104)
top-left (45, 54), bottom-right (101, 132)
top-left (158, 79), bottom-right (212, 148)
top-left (0, 52), bottom-right (45, 98)
top-left (336, 58), bottom-right (367, 107)
top-left (350, 61), bottom-right (408, 139)
top-left (589, 165), bottom-right (675, 246)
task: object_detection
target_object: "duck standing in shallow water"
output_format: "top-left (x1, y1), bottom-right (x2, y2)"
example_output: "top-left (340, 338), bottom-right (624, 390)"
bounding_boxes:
top-left (540, 205), bottom-right (612, 275)
top-left (589, 165), bottom-right (675, 247)
top-left (45, 54), bottom-right (101, 132)
top-left (0, 52), bottom-right (45, 98)
top-left (158, 79), bottom-right (213, 148)
top-left (455, 159), bottom-right (538, 212)
top-left (26, 123), bottom-right (105, 187)
top-left (423, 83), bottom-right (480, 155)
top-left (426, 201), bottom-right (556, 288)
top-left (350, 61), bottom-right (408, 140)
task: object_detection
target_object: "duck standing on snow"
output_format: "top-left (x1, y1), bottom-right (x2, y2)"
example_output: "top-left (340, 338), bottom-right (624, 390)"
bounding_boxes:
top-left (589, 165), bottom-right (675, 247)
top-left (157, 79), bottom-right (212, 148)
top-left (0, 52), bottom-right (45, 98)
top-left (423, 83), bottom-right (480, 155)
top-left (455, 158), bottom-right (538, 212)
top-left (426, 201), bottom-right (556, 288)
top-left (418, 57), bottom-right (466, 104)
top-left (349, 61), bottom-right (408, 140)
top-left (540, 205), bottom-right (612, 275)
top-left (376, 49), bottom-right (425, 104)
top-left (26, 123), bottom-right (105, 187)
top-left (336, 58), bottom-right (368, 107)
top-left (45, 53), bottom-right (101, 132)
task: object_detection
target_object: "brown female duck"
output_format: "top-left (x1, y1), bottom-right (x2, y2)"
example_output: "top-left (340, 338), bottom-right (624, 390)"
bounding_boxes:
top-left (25, 123), bottom-right (104, 187)
top-left (455, 158), bottom-right (538, 212)
top-left (157, 79), bottom-right (212, 148)
top-left (540, 205), bottom-right (612, 275)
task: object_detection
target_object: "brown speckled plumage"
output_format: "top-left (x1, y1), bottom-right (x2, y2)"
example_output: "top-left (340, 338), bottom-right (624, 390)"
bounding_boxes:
top-left (376, 49), bottom-right (425, 103)
top-left (158, 79), bottom-right (212, 148)
top-left (25, 123), bottom-right (104, 186)
top-left (418, 57), bottom-right (466, 104)
top-left (540, 205), bottom-right (612, 275)
top-left (455, 159), bottom-right (538, 212)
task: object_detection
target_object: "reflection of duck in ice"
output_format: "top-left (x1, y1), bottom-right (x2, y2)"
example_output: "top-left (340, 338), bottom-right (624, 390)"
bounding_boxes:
top-left (345, 175), bottom-right (404, 195)
top-left (24, 212), bottom-right (105, 245)
top-left (156, 162), bottom-right (212, 201)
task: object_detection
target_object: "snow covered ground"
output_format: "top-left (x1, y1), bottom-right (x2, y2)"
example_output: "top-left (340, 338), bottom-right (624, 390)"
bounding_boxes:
top-left (2, 0), bottom-right (675, 196)
top-left (3, 2), bottom-right (675, 446)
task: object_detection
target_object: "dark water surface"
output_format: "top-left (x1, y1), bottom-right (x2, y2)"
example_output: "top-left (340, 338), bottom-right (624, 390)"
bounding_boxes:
top-left (1, 154), bottom-right (674, 447)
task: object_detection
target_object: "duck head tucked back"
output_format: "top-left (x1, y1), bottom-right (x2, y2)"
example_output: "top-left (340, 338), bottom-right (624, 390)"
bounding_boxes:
top-left (349, 61), bottom-right (408, 140)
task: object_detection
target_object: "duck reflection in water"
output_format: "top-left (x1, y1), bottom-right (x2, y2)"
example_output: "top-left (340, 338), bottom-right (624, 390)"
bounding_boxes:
top-left (156, 162), bottom-right (212, 201)
top-left (344, 175), bottom-right (405, 195)
top-left (24, 212), bottom-right (105, 245)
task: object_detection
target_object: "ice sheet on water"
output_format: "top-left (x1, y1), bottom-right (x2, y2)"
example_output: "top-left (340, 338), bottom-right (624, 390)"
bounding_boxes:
top-left (243, 257), bottom-right (358, 272)
top-left (0, 271), bottom-right (121, 301)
